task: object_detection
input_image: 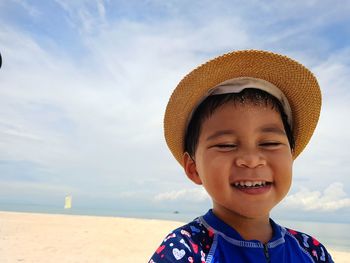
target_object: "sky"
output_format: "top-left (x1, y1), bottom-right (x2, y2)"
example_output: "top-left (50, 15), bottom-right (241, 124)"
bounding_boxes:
top-left (0, 0), bottom-right (349, 223)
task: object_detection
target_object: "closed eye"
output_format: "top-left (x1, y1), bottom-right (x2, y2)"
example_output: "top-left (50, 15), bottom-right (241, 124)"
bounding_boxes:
top-left (212, 144), bottom-right (237, 150)
top-left (259, 142), bottom-right (282, 147)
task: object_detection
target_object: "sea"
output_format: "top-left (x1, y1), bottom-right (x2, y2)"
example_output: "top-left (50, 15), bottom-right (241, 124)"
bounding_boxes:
top-left (1, 203), bottom-right (349, 253)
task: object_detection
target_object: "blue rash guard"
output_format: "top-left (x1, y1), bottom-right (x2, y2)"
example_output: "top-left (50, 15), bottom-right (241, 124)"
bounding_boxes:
top-left (149, 210), bottom-right (333, 263)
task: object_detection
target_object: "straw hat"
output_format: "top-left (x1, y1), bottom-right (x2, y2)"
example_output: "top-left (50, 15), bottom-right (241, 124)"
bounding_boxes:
top-left (164, 50), bottom-right (321, 166)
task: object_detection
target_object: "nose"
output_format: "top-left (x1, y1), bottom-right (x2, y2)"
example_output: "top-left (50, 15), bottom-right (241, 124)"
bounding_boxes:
top-left (235, 150), bottom-right (266, 168)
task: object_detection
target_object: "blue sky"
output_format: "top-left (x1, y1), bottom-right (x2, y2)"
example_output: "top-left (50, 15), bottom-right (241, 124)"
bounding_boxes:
top-left (0, 0), bottom-right (350, 223)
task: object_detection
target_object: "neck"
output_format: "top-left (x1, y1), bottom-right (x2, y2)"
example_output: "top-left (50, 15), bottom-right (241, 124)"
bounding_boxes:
top-left (212, 207), bottom-right (273, 244)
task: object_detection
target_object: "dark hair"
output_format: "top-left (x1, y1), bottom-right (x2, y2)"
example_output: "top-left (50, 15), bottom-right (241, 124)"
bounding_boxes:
top-left (184, 89), bottom-right (295, 157)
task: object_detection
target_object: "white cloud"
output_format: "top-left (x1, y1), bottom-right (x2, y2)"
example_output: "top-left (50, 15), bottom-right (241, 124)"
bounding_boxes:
top-left (290, 47), bottom-right (350, 191)
top-left (283, 183), bottom-right (350, 212)
top-left (313, 49), bottom-right (350, 107)
top-left (154, 188), bottom-right (209, 203)
top-left (54, 0), bottom-right (108, 35)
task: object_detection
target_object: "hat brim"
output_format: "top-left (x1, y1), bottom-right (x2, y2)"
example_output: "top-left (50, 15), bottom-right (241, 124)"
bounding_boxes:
top-left (164, 49), bottom-right (321, 166)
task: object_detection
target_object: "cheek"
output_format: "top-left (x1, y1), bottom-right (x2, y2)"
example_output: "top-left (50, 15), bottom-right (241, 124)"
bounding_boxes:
top-left (203, 149), bottom-right (233, 164)
top-left (204, 154), bottom-right (232, 177)
top-left (273, 154), bottom-right (293, 188)
top-left (196, 152), bottom-right (232, 186)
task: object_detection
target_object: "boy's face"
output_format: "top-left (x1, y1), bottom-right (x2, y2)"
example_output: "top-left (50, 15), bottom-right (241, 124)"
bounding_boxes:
top-left (184, 102), bottom-right (293, 220)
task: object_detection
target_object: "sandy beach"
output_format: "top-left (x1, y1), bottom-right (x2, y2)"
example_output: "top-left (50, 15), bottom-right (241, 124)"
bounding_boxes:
top-left (0, 211), bottom-right (347, 262)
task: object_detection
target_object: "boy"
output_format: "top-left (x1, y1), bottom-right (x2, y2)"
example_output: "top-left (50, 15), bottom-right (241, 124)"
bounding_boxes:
top-left (149, 50), bottom-right (333, 262)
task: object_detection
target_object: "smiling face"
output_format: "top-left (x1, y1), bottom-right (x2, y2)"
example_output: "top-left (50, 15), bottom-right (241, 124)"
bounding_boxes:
top-left (184, 102), bottom-right (293, 221)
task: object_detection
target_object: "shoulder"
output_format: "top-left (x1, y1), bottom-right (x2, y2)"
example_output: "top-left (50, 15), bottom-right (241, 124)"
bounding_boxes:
top-left (149, 217), bottom-right (214, 263)
top-left (284, 227), bottom-right (334, 263)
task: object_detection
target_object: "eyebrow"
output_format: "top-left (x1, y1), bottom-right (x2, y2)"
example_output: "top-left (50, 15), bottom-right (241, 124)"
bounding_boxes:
top-left (259, 126), bottom-right (286, 135)
top-left (206, 125), bottom-right (286, 141)
top-left (206, 130), bottom-right (237, 141)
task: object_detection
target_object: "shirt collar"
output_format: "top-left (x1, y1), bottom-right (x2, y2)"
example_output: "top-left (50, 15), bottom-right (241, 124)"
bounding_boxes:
top-left (200, 209), bottom-right (286, 248)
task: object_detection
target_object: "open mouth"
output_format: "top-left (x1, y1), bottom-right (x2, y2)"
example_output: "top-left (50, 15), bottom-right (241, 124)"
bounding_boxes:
top-left (232, 181), bottom-right (272, 189)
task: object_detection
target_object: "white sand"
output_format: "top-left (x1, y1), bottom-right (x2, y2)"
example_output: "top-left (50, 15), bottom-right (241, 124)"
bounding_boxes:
top-left (0, 211), bottom-right (347, 262)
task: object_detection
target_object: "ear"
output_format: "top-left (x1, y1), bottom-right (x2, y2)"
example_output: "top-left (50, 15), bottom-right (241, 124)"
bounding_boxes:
top-left (183, 152), bottom-right (202, 185)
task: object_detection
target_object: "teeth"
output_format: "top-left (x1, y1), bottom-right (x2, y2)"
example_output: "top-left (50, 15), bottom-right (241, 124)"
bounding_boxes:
top-left (245, 181), bottom-right (252, 187)
top-left (233, 181), bottom-right (267, 188)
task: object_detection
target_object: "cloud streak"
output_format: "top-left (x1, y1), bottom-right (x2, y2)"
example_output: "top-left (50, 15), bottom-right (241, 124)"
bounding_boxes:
top-left (283, 183), bottom-right (350, 212)
top-left (154, 188), bottom-right (209, 203)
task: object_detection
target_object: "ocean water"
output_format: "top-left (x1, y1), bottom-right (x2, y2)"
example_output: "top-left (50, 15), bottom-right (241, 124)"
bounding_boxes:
top-left (277, 219), bottom-right (350, 253)
top-left (1, 203), bottom-right (349, 253)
